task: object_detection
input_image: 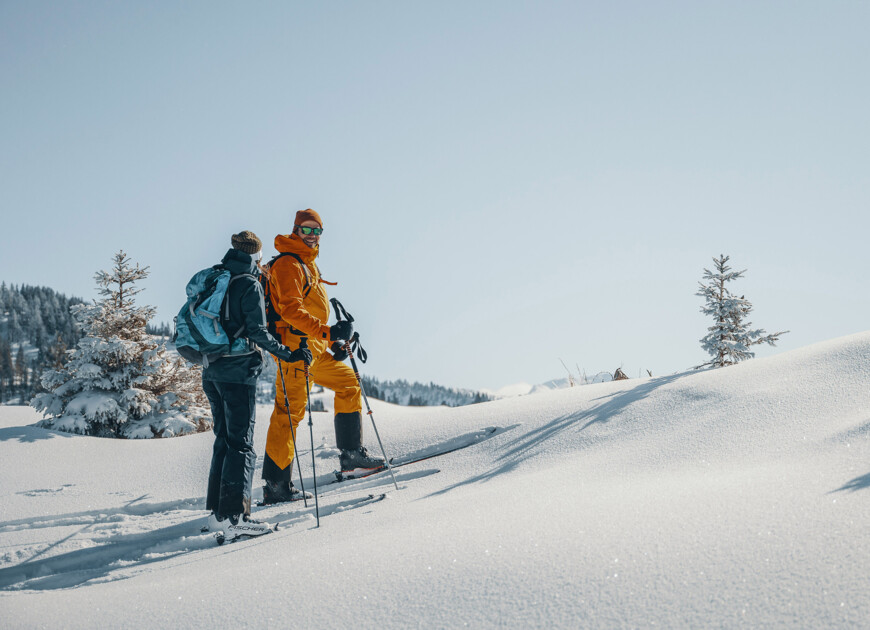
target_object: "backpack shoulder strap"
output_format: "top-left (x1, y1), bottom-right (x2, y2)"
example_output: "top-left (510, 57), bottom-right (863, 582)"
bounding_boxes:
top-left (222, 273), bottom-right (259, 340)
top-left (268, 252), bottom-right (312, 297)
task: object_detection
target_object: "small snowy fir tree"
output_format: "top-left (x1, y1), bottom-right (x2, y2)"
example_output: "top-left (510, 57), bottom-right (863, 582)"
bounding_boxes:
top-left (32, 251), bottom-right (210, 438)
top-left (696, 254), bottom-right (788, 369)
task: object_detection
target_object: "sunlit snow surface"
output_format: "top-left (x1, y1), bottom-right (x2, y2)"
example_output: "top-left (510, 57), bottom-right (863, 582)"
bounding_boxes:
top-left (1, 332), bottom-right (869, 628)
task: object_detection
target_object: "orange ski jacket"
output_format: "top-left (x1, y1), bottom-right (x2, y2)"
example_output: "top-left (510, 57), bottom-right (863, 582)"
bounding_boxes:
top-left (268, 233), bottom-right (335, 355)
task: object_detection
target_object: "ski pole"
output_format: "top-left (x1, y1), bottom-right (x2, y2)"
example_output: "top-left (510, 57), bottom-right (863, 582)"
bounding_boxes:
top-left (330, 298), bottom-right (399, 492)
top-left (345, 335), bottom-right (399, 491)
top-left (300, 337), bottom-right (321, 527)
top-left (277, 359), bottom-right (309, 508)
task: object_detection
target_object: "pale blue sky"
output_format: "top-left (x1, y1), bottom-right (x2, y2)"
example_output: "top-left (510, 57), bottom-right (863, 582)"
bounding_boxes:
top-left (2, 1), bottom-right (868, 390)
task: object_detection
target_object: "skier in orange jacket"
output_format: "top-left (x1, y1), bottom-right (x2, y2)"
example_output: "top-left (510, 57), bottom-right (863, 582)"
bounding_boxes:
top-left (261, 209), bottom-right (385, 503)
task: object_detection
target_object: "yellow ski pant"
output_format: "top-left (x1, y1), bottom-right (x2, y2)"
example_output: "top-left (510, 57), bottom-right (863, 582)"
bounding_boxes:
top-left (263, 350), bottom-right (361, 477)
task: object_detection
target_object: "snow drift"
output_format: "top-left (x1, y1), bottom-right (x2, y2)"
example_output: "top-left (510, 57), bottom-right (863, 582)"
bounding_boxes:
top-left (1, 332), bottom-right (869, 628)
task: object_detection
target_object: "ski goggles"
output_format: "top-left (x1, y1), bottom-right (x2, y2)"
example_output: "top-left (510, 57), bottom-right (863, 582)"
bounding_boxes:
top-left (296, 225), bottom-right (323, 236)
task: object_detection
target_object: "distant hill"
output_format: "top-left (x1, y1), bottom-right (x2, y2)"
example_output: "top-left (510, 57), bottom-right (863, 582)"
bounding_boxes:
top-left (0, 283), bottom-right (84, 403)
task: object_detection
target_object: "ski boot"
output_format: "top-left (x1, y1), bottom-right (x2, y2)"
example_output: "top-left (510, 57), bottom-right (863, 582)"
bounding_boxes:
top-left (214, 513), bottom-right (274, 545)
top-left (339, 446), bottom-right (386, 476)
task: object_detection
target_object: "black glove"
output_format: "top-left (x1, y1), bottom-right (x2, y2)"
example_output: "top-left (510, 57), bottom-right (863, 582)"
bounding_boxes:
top-left (330, 341), bottom-right (348, 362)
top-left (329, 320), bottom-right (353, 341)
top-left (283, 345), bottom-right (312, 365)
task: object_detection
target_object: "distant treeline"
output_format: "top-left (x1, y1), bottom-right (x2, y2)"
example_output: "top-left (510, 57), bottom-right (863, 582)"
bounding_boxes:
top-left (146, 321), bottom-right (173, 337)
top-left (360, 375), bottom-right (492, 407)
top-left (257, 359), bottom-right (490, 408)
top-left (0, 283), bottom-right (84, 403)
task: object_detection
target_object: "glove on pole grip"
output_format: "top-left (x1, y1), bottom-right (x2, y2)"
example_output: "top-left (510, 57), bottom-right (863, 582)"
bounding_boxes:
top-left (298, 336), bottom-right (312, 366)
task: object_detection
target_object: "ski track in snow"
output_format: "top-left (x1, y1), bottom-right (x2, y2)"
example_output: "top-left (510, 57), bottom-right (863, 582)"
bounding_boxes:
top-left (0, 491), bottom-right (392, 591)
top-left (0, 426), bottom-right (504, 592)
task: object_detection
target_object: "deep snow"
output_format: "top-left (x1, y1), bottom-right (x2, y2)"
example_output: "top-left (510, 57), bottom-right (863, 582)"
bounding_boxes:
top-left (1, 332), bottom-right (869, 628)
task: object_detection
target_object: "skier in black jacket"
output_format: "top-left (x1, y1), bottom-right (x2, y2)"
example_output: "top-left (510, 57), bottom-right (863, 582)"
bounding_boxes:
top-left (202, 231), bottom-right (312, 541)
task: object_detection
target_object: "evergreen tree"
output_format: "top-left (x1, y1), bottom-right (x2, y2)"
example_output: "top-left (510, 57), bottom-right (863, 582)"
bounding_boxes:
top-left (30, 359), bottom-right (45, 397)
top-left (696, 255), bottom-right (788, 369)
top-left (0, 339), bottom-right (12, 402)
top-left (9, 311), bottom-right (23, 343)
top-left (44, 334), bottom-right (68, 369)
top-left (15, 345), bottom-right (28, 394)
top-left (32, 251), bottom-right (210, 438)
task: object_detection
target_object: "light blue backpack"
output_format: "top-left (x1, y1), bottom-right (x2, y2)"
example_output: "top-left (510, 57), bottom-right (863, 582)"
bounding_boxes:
top-left (173, 266), bottom-right (256, 367)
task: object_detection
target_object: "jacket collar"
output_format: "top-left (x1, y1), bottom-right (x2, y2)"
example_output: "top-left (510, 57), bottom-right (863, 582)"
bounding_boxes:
top-left (221, 248), bottom-right (259, 275)
top-left (274, 233), bottom-right (318, 263)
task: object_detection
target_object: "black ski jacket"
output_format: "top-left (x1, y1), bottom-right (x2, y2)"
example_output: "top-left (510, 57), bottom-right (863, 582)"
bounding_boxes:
top-left (203, 248), bottom-right (293, 385)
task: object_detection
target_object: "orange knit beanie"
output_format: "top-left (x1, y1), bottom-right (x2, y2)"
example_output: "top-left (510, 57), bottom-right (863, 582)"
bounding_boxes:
top-left (294, 208), bottom-right (323, 229)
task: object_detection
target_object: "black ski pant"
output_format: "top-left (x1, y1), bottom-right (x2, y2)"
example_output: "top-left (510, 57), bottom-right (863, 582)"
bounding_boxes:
top-left (203, 379), bottom-right (257, 517)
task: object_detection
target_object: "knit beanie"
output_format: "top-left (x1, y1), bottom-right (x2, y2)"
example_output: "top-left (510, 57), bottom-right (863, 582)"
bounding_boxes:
top-left (294, 208), bottom-right (323, 229)
top-left (231, 230), bottom-right (262, 255)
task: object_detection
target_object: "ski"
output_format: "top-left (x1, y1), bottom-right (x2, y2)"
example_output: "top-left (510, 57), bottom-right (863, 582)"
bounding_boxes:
top-left (331, 426), bottom-right (501, 483)
top-left (255, 496), bottom-right (307, 507)
top-left (255, 489), bottom-right (313, 507)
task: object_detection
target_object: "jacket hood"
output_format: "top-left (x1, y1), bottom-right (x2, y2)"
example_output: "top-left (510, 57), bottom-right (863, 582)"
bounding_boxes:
top-left (274, 233), bottom-right (319, 262)
top-left (221, 248), bottom-right (259, 275)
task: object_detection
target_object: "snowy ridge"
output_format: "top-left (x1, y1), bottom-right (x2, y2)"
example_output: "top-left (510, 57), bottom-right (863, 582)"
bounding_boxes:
top-left (490, 371), bottom-right (615, 399)
top-left (1, 332), bottom-right (869, 627)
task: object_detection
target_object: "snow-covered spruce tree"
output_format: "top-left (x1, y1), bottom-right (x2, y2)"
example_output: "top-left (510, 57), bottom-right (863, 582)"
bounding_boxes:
top-left (696, 254), bottom-right (788, 369)
top-left (32, 251), bottom-right (210, 438)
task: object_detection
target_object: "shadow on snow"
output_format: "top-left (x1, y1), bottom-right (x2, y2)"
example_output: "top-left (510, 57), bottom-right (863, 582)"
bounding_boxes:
top-left (0, 424), bottom-right (75, 443)
top-left (426, 373), bottom-right (687, 498)
top-left (832, 471), bottom-right (870, 493)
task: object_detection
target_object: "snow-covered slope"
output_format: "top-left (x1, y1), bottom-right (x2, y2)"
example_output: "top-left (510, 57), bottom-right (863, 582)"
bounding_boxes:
top-left (1, 332), bottom-right (869, 628)
top-left (487, 381), bottom-right (535, 398)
